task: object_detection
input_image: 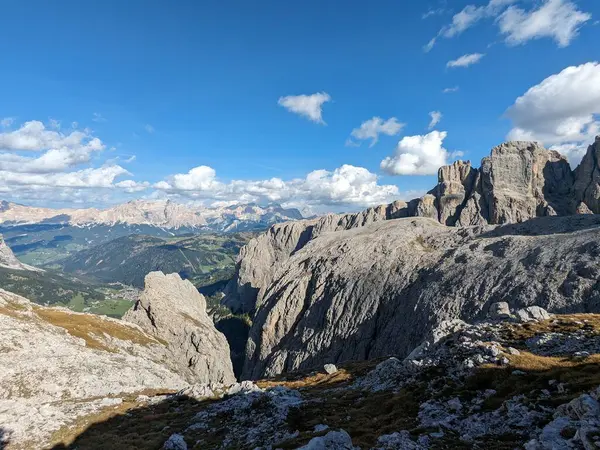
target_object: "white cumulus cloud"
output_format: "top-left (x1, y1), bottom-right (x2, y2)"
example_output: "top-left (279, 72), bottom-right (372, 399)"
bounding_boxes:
top-left (447, 53), bottom-right (485, 68)
top-left (278, 92), bottom-right (331, 124)
top-left (348, 117), bottom-right (405, 147)
top-left (380, 131), bottom-right (450, 175)
top-left (0, 118), bottom-right (149, 206)
top-left (505, 62), bottom-right (600, 164)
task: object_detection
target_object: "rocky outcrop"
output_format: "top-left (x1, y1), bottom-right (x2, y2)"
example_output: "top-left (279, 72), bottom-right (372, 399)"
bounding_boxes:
top-left (0, 234), bottom-right (41, 271)
top-left (434, 160), bottom-right (478, 225)
top-left (243, 214), bottom-right (600, 379)
top-left (0, 288), bottom-right (185, 448)
top-left (123, 272), bottom-right (235, 384)
top-left (574, 136), bottom-right (600, 214)
top-left (225, 139), bottom-right (598, 314)
top-left (439, 142), bottom-right (576, 226)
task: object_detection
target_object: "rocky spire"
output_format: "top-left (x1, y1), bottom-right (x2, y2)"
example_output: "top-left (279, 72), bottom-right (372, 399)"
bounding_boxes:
top-left (123, 272), bottom-right (236, 384)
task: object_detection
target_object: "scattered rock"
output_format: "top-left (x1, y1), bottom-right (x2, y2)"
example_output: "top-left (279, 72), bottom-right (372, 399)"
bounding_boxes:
top-left (324, 364), bottom-right (338, 375)
top-left (515, 306), bottom-right (552, 323)
top-left (375, 431), bottom-right (426, 449)
top-left (163, 433), bottom-right (187, 450)
top-left (298, 430), bottom-right (357, 450)
top-left (488, 302), bottom-right (512, 320)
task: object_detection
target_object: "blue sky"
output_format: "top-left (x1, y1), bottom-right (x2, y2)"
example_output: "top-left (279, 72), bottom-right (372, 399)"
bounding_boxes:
top-left (0, 0), bottom-right (598, 212)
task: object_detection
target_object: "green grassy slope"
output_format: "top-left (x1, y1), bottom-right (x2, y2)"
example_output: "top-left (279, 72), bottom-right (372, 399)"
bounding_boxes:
top-left (53, 233), bottom-right (254, 288)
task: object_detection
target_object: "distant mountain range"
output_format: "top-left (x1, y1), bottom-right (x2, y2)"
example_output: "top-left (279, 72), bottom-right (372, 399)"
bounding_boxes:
top-left (0, 199), bottom-right (303, 232)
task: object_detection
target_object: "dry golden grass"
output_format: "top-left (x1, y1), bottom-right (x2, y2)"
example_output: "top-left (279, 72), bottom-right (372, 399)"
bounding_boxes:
top-left (257, 368), bottom-right (353, 391)
top-left (34, 307), bottom-right (162, 352)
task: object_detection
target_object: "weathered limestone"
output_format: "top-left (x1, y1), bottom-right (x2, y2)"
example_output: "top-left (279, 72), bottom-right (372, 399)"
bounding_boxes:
top-left (243, 215), bottom-right (600, 379)
top-left (123, 272), bottom-right (235, 385)
top-left (0, 289), bottom-right (185, 448)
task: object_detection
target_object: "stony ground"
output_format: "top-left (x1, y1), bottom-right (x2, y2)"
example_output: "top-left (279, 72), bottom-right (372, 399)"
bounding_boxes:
top-left (42, 307), bottom-right (600, 450)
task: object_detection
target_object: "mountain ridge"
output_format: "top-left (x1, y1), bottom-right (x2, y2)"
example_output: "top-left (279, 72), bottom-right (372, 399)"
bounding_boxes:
top-left (224, 138), bottom-right (600, 315)
top-left (0, 199), bottom-right (303, 232)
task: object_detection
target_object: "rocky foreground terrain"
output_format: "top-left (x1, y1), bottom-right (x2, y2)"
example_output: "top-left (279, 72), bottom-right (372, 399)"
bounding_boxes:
top-left (5, 302), bottom-right (600, 449)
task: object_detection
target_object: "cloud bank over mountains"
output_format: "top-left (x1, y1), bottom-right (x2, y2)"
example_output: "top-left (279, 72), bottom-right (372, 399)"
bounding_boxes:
top-left (0, 118), bottom-right (405, 212)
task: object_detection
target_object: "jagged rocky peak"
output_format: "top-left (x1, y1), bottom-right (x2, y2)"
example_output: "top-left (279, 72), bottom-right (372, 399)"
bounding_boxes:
top-left (574, 135), bottom-right (600, 213)
top-left (435, 160), bottom-right (477, 225)
top-left (480, 141), bottom-right (575, 222)
top-left (123, 271), bottom-right (235, 384)
top-left (434, 141), bottom-right (576, 226)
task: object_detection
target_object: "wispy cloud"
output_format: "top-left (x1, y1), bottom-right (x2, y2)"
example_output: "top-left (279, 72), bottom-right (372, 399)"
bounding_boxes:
top-left (0, 117), bottom-right (14, 128)
top-left (447, 53), bottom-right (485, 68)
top-left (428, 111), bottom-right (443, 129)
top-left (92, 112), bottom-right (106, 123)
top-left (144, 124), bottom-right (155, 134)
top-left (425, 0), bottom-right (590, 51)
top-left (422, 8), bottom-right (446, 19)
top-left (442, 86), bottom-right (460, 93)
top-left (498, 0), bottom-right (591, 47)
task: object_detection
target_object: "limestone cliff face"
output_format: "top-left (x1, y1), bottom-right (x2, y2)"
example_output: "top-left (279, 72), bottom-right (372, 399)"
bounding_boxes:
top-left (123, 272), bottom-right (235, 384)
top-left (222, 138), bottom-right (600, 379)
top-left (225, 140), bottom-right (597, 315)
top-left (222, 200), bottom-right (408, 313)
top-left (439, 142), bottom-right (575, 226)
top-left (243, 215), bottom-right (600, 379)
